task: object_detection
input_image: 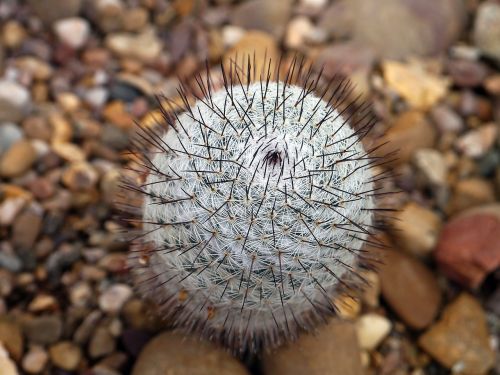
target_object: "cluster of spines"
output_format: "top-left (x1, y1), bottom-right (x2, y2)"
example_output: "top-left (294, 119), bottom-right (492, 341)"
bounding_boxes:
top-left (118, 54), bottom-right (397, 354)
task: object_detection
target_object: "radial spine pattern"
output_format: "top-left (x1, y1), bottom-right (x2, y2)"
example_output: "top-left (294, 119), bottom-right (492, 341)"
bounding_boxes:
top-left (126, 59), bottom-right (386, 353)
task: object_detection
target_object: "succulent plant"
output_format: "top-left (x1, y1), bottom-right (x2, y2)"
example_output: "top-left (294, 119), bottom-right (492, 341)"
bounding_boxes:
top-left (122, 57), bottom-right (390, 353)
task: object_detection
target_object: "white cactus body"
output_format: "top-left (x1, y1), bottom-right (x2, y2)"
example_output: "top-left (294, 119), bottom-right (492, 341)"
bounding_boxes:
top-left (131, 79), bottom-right (377, 351)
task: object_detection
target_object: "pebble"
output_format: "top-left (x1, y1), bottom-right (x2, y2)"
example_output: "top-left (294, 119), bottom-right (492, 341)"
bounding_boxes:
top-left (24, 315), bottom-right (63, 345)
top-left (49, 341), bottom-right (82, 371)
top-left (430, 104), bottom-right (464, 133)
top-left (356, 313), bottom-right (392, 350)
top-left (383, 60), bottom-right (449, 109)
top-left (455, 123), bottom-right (498, 158)
top-left (473, 1), bottom-right (500, 64)
top-left (447, 178), bottom-right (495, 215)
top-left (413, 149), bottom-right (448, 187)
top-left (0, 140), bottom-right (37, 178)
top-left (28, 0), bottom-right (82, 24)
top-left (0, 123), bottom-right (23, 156)
top-left (98, 284), bottom-right (133, 314)
top-left (0, 317), bottom-right (23, 361)
top-left (0, 80), bottom-right (30, 123)
top-left (285, 16), bottom-right (315, 49)
top-left (379, 249), bottom-right (441, 329)
top-left (319, 0), bottom-right (465, 59)
top-left (106, 29), bottom-right (162, 63)
top-left (22, 346), bottom-right (48, 374)
top-left (2, 21), bottom-right (27, 49)
top-left (0, 344), bottom-right (18, 375)
top-left (391, 202), bottom-right (442, 258)
top-left (12, 204), bottom-right (43, 249)
top-left (230, 0), bottom-right (292, 39)
top-left (435, 204), bottom-right (500, 289)
top-left (221, 25), bottom-right (245, 48)
top-left (89, 326), bottom-right (116, 358)
top-left (62, 162), bottom-right (99, 192)
top-left (419, 293), bottom-right (495, 374)
top-left (52, 142), bottom-right (85, 162)
top-left (224, 31), bottom-right (279, 78)
top-left (132, 331), bottom-right (249, 375)
top-left (375, 110), bottom-right (436, 165)
top-left (0, 197), bottom-right (26, 227)
top-left (447, 59), bottom-right (488, 88)
top-left (262, 320), bottom-right (363, 375)
top-left (53, 17), bottom-right (90, 49)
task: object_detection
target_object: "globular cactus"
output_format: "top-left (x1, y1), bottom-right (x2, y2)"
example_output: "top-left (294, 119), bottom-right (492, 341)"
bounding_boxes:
top-left (122, 57), bottom-right (390, 353)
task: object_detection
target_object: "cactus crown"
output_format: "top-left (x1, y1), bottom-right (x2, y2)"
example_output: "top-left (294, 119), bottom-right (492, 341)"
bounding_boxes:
top-left (123, 57), bottom-right (386, 353)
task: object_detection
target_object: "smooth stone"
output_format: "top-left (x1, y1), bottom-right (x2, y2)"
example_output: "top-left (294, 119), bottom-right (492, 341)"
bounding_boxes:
top-left (106, 29), bottom-right (162, 63)
top-left (49, 341), bottom-right (82, 371)
top-left (0, 346), bottom-right (18, 375)
top-left (262, 320), bottom-right (363, 375)
top-left (383, 60), bottom-right (449, 109)
top-left (132, 331), bottom-right (249, 375)
top-left (455, 123), bottom-right (498, 159)
top-left (28, 0), bottom-right (82, 24)
top-left (435, 204), bottom-right (500, 289)
top-left (230, 0), bottom-right (292, 39)
top-left (98, 284), bottom-right (133, 314)
top-left (53, 17), bottom-right (90, 49)
top-left (89, 326), bottom-right (116, 359)
top-left (12, 204), bottom-right (43, 249)
top-left (379, 249), bottom-right (441, 329)
top-left (0, 140), bottom-right (37, 178)
top-left (419, 293), bottom-right (495, 374)
top-left (374, 110), bottom-right (436, 165)
top-left (0, 124), bottom-right (23, 156)
top-left (447, 178), bottom-right (496, 216)
top-left (355, 313), bottom-right (392, 350)
top-left (0, 317), bottom-right (23, 361)
top-left (22, 345), bottom-right (48, 374)
top-left (223, 31), bottom-right (279, 79)
top-left (473, 1), bottom-right (500, 64)
top-left (413, 148), bottom-right (448, 187)
top-left (390, 202), bottom-right (442, 257)
top-left (0, 80), bottom-right (30, 123)
top-left (319, 0), bottom-right (465, 59)
top-left (24, 315), bottom-right (63, 345)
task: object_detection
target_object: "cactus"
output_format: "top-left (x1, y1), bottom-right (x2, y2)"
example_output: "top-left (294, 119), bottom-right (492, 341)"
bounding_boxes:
top-left (122, 57), bottom-right (390, 353)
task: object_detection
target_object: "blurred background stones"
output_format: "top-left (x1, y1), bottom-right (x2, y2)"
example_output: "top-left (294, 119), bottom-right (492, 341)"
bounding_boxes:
top-left (0, 0), bottom-right (498, 374)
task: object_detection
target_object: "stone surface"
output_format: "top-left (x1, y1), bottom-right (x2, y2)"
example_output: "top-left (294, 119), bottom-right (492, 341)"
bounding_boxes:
top-left (383, 60), bottom-right (449, 109)
top-left (379, 250), bottom-right (441, 329)
top-left (0, 80), bottom-right (30, 123)
top-left (0, 317), bottom-right (23, 361)
top-left (132, 332), bottom-right (249, 375)
top-left (435, 204), bottom-right (500, 289)
top-left (391, 202), bottom-right (442, 257)
top-left (53, 17), bottom-right (90, 49)
top-left (89, 326), bottom-right (116, 358)
top-left (473, 1), bottom-right (500, 64)
top-left (413, 148), bottom-right (448, 187)
top-left (22, 346), bottom-right (48, 374)
top-left (447, 178), bottom-right (496, 215)
top-left (455, 123), bottom-right (498, 158)
top-left (0, 123), bottom-right (23, 157)
top-left (24, 315), bottom-right (63, 345)
top-left (98, 284), bottom-right (133, 314)
top-left (0, 140), bottom-right (37, 178)
top-left (230, 0), bottom-right (292, 39)
top-left (49, 341), bottom-right (82, 371)
top-left (374, 111), bottom-right (436, 165)
top-left (319, 0), bottom-right (465, 59)
top-left (262, 320), bottom-right (363, 375)
top-left (28, 0), bottom-right (82, 24)
top-left (0, 345), bottom-right (18, 375)
top-left (356, 314), bottom-right (392, 351)
top-left (224, 31), bottom-right (279, 78)
top-left (419, 293), bottom-right (495, 374)
top-left (106, 29), bottom-right (162, 63)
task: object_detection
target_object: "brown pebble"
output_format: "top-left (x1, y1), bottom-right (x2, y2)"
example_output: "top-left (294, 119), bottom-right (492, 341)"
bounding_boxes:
top-left (132, 331), bottom-right (249, 375)
top-left (435, 204), bottom-right (500, 289)
top-left (0, 317), bottom-right (23, 361)
top-left (49, 341), bottom-right (82, 371)
top-left (379, 249), bottom-right (441, 330)
top-left (0, 140), bottom-right (37, 178)
top-left (262, 320), bottom-right (363, 375)
top-left (419, 293), bottom-right (495, 374)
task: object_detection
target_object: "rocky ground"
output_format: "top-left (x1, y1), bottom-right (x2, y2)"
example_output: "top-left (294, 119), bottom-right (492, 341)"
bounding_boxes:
top-left (0, 0), bottom-right (499, 374)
